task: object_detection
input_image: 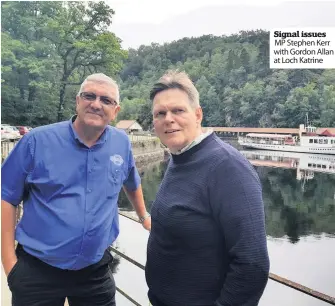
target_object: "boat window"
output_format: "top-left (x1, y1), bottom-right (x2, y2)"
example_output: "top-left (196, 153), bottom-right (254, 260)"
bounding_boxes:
top-left (309, 139), bottom-right (313, 143)
top-left (322, 165), bottom-right (326, 169)
top-left (324, 139), bottom-right (328, 144)
top-left (314, 139), bottom-right (318, 143)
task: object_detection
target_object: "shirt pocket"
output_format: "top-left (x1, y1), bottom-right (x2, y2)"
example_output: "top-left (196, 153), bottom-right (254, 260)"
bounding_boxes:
top-left (107, 161), bottom-right (124, 198)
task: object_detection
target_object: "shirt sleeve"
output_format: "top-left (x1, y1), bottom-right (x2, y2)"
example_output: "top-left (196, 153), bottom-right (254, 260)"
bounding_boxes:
top-left (1, 134), bottom-right (35, 206)
top-left (123, 139), bottom-right (141, 191)
top-left (209, 151), bottom-right (270, 306)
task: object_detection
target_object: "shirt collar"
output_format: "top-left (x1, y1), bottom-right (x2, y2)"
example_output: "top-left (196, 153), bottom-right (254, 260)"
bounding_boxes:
top-left (171, 128), bottom-right (214, 155)
top-left (69, 115), bottom-right (108, 146)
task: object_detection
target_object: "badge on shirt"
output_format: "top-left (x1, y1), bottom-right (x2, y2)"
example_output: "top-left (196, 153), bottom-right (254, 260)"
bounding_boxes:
top-left (110, 155), bottom-right (124, 166)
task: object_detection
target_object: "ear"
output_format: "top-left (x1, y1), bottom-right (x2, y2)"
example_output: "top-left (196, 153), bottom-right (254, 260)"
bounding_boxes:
top-left (114, 105), bottom-right (121, 116)
top-left (111, 105), bottom-right (121, 121)
top-left (195, 107), bottom-right (203, 125)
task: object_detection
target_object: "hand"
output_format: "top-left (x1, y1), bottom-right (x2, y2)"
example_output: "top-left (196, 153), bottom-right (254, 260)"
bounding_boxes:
top-left (3, 256), bottom-right (18, 277)
top-left (142, 216), bottom-right (151, 231)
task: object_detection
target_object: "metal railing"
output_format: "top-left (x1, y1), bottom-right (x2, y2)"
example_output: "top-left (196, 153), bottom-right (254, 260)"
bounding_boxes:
top-left (114, 212), bottom-right (335, 306)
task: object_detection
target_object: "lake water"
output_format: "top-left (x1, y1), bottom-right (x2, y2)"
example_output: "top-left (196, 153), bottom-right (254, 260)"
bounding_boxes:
top-left (113, 145), bottom-right (335, 306)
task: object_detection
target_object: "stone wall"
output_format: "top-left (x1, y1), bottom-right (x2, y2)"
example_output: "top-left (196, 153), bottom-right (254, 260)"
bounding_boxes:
top-left (1, 140), bottom-right (18, 162)
top-left (1, 136), bottom-right (166, 166)
top-left (131, 137), bottom-right (165, 170)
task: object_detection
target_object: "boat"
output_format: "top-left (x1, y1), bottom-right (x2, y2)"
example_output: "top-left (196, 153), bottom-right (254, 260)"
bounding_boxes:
top-left (239, 150), bottom-right (335, 190)
top-left (240, 150), bottom-right (335, 176)
top-left (238, 124), bottom-right (335, 155)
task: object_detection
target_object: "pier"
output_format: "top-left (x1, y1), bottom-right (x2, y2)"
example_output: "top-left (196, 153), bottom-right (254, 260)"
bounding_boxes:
top-left (203, 126), bottom-right (335, 137)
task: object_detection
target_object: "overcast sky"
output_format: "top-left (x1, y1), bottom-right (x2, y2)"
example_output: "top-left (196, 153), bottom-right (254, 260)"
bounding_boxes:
top-left (105, 0), bottom-right (335, 49)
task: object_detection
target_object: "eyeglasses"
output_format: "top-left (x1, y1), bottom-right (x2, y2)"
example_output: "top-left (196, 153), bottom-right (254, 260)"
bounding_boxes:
top-left (80, 92), bottom-right (118, 107)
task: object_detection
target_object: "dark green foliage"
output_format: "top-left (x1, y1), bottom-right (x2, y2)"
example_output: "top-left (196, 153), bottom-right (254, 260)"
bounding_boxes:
top-left (1, 1), bottom-right (126, 126)
top-left (2, 2), bottom-right (334, 129)
top-left (119, 30), bottom-right (335, 129)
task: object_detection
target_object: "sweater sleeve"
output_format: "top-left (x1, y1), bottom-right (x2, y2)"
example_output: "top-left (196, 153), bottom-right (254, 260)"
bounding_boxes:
top-left (208, 151), bottom-right (270, 306)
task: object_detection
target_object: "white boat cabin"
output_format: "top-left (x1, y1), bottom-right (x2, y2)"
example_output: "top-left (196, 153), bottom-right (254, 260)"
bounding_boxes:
top-left (243, 133), bottom-right (296, 145)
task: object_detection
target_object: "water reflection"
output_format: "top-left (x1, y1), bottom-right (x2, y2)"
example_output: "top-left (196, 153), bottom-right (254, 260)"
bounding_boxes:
top-left (240, 150), bottom-right (335, 183)
top-left (240, 150), bottom-right (335, 243)
top-left (118, 161), bottom-right (167, 211)
top-left (115, 148), bottom-right (335, 306)
top-left (119, 150), bottom-right (335, 244)
top-left (115, 149), bottom-right (335, 304)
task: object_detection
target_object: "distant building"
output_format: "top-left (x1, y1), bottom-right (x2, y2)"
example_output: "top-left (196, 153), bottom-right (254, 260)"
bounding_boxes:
top-left (317, 128), bottom-right (335, 137)
top-left (116, 120), bottom-right (143, 133)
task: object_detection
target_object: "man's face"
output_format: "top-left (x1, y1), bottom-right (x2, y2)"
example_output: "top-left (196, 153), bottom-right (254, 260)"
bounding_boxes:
top-left (76, 81), bottom-right (120, 129)
top-left (152, 88), bottom-right (202, 152)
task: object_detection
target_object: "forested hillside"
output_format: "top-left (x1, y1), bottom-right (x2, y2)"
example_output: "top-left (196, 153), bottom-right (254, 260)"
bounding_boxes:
top-left (2, 2), bottom-right (335, 129)
top-left (118, 32), bottom-right (335, 129)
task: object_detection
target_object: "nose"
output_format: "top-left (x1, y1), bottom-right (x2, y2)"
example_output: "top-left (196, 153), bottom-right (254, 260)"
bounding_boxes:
top-left (90, 97), bottom-right (102, 110)
top-left (164, 111), bottom-right (174, 123)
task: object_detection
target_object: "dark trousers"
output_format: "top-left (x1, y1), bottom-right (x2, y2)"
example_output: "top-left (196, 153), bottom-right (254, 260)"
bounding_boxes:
top-left (7, 244), bottom-right (116, 306)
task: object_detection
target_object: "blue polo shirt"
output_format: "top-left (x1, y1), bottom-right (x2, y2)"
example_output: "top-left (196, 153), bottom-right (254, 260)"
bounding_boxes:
top-left (1, 118), bottom-right (140, 270)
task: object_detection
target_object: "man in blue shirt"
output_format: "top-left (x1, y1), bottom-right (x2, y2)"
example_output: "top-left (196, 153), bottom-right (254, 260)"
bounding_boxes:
top-left (1, 73), bottom-right (151, 306)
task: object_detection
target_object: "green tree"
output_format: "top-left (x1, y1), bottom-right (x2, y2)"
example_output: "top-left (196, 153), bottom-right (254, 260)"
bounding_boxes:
top-left (44, 1), bottom-right (127, 121)
top-left (239, 80), bottom-right (265, 126)
top-left (117, 98), bottom-right (147, 121)
top-left (319, 85), bottom-right (335, 127)
top-left (1, 2), bottom-right (61, 125)
top-left (1, 1), bottom-right (126, 125)
top-left (240, 47), bottom-right (251, 73)
top-left (276, 83), bottom-right (320, 127)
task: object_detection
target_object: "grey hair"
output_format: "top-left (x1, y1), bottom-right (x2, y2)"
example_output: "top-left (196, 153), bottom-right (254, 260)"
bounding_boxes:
top-left (77, 73), bottom-right (120, 104)
top-left (149, 70), bottom-right (200, 108)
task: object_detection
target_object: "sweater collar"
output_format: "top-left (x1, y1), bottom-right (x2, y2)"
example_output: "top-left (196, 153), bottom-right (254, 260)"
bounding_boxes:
top-left (171, 132), bottom-right (216, 164)
top-left (171, 129), bottom-right (213, 155)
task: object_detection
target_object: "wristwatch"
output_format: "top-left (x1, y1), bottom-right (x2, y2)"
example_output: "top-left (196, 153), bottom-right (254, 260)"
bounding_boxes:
top-left (139, 212), bottom-right (150, 223)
